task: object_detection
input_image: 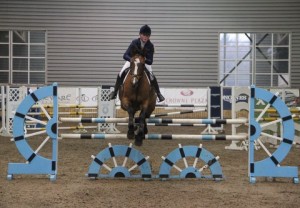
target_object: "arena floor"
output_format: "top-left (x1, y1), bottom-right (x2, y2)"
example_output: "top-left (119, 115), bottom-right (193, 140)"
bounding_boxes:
top-left (1, 125), bottom-right (300, 208)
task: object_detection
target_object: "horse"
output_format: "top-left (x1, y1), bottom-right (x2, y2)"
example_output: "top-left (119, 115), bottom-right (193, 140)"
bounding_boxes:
top-left (118, 54), bottom-right (157, 146)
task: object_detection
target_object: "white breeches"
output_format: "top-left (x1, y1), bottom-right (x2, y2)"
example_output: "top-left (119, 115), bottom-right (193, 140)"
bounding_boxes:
top-left (119, 61), bottom-right (153, 77)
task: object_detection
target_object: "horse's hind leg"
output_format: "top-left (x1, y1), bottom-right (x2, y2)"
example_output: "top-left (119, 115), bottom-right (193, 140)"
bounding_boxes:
top-left (127, 108), bottom-right (135, 140)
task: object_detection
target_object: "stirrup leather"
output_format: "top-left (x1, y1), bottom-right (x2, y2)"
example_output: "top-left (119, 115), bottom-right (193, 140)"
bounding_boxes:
top-left (109, 91), bottom-right (117, 100)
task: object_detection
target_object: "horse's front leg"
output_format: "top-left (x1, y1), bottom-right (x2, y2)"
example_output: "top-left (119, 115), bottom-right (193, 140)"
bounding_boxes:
top-left (143, 112), bottom-right (151, 135)
top-left (135, 109), bottom-right (146, 146)
top-left (127, 108), bottom-right (135, 140)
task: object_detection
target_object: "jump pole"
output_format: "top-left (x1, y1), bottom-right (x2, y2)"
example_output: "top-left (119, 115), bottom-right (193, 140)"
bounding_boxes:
top-left (152, 104), bottom-right (206, 107)
top-left (60, 117), bottom-right (247, 125)
top-left (149, 107), bottom-right (207, 118)
top-left (61, 133), bottom-right (247, 140)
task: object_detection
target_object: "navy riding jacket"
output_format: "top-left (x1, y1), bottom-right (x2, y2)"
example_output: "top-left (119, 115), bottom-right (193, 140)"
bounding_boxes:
top-left (123, 38), bottom-right (154, 65)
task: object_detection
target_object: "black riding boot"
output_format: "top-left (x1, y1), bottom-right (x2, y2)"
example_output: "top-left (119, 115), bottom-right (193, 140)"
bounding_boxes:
top-left (109, 75), bottom-right (123, 100)
top-left (151, 75), bottom-right (165, 102)
top-left (109, 68), bottom-right (130, 100)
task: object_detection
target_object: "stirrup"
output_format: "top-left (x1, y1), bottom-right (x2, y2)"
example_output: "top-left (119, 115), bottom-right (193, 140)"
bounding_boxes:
top-left (109, 91), bottom-right (117, 100)
top-left (157, 93), bottom-right (165, 102)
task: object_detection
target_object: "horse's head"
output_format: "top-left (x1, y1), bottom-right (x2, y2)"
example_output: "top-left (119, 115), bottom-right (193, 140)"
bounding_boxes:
top-left (129, 54), bottom-right (146, 88)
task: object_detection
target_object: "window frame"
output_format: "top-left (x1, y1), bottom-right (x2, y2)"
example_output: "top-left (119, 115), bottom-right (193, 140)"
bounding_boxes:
top-left (219, 32), bottom-right (291, 88)
top-left (0, 30), bottom-right (47, 85)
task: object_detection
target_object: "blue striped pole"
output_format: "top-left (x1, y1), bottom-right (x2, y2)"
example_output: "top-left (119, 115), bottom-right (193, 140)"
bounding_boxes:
top-left (60, 117), bottom-right (247, 125)
top-left (60, 133), bottom-right (247, 140)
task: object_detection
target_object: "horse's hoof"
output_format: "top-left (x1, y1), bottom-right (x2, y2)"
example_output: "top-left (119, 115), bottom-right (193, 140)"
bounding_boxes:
top-left (134, 139), bottom-right (143, 146)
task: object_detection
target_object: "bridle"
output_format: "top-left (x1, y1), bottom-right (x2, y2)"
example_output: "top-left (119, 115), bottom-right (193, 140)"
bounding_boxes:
top-left (130, 56), bottom-right (145, 86)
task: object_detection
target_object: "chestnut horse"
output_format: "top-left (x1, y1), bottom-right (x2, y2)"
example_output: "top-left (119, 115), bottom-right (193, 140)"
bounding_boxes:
top-left (118, 54), bottom-right (157, 146)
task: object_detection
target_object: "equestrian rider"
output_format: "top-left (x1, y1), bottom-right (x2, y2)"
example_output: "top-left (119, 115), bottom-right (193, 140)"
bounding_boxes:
top-left (109, 25), bottom-right (165, 102)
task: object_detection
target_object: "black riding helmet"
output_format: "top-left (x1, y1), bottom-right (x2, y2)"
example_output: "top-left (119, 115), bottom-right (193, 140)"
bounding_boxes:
top-left (139, 25), bottom-right (151, 36)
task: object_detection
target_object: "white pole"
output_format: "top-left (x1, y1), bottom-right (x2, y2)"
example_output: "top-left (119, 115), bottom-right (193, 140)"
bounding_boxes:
top-left (0, 86), bottom-right (5, 134)
top-left (97, 86), bottom-right (101, 132)
top-left (78, 87), bottom-right (84, 130)
top-left (5, 86), bottom-right (10, 134)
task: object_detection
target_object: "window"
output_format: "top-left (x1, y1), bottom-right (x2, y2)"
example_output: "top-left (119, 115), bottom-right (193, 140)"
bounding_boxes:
top-left (0, 31), bottom-right (9, 83)
top-left (0, 30), bottom-right (46, 84)
top-left (219, 33), bottom-right (290, 87)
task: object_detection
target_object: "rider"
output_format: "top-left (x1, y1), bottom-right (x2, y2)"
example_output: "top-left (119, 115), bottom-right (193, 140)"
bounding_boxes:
top-left (109, 25), bottom-right (165, 102)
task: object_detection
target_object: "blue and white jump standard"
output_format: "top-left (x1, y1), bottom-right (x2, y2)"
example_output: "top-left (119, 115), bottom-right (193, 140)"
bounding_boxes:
top-left (7, 83), bottom-right (58, 181)
top-left (249, 85), bottom-right (299, 184)
top-left (7, 83), bottom-right (299, 183)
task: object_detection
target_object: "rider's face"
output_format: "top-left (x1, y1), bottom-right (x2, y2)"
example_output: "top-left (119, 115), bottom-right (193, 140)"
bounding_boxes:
top-left (139, 33), bottom-right (150, 43)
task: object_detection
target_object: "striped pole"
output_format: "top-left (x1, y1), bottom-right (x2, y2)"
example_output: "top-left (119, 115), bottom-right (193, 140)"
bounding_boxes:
top-left (155, 104), bottom-right (206, 107)
top-left (115, 104), bottom-right (207, 110)
top-left (60, 117), bottom-right (247, 125)
top-left (61, 133), bottom-right (247, 140)
top-left (117, 123), bottom-right (206, 127)
top-left (150, 108), bottom-right (206, 118)
top-left (26, 126), bottom-right (97, 131)
top-left (27, 111), bottom-right (97, 116)
top-left (31, 104), bottom-right (98, 108)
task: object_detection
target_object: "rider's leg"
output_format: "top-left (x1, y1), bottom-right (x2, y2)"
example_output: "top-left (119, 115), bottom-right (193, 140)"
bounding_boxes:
top-left (109, 61), bottom-right (130, 100)
top-left (145, 65), bottom-right (165, 102)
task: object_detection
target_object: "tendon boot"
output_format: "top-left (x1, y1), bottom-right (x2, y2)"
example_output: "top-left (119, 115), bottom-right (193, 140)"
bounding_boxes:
top-left (109, 75), bottom-right (123, 100)
top-left (148, 72), bottom-right (165, 102)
